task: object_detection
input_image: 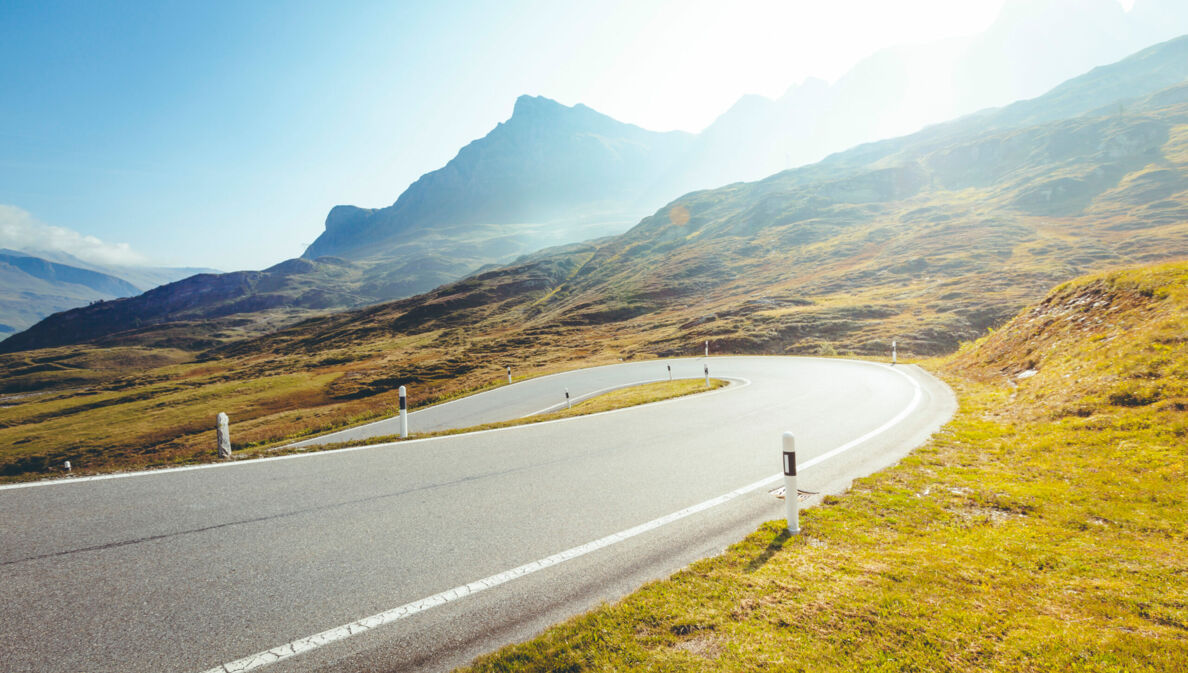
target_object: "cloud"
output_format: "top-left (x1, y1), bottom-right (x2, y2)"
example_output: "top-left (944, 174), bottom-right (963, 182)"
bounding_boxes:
top-left (0, 205), bottom-right (148, 267)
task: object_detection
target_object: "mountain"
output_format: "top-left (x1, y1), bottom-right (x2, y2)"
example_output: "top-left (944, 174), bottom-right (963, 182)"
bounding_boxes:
top-left (0, 96), bottom-right (695, 351)
top-left (6, 31), bottom-right (1186, 355)
top-left (0, 250), bottom-right (143, 335)
top-left (667, 0), bottom-right (1188, 193)
top-left (304, 94), bottom-right (694, 262)
top-left (0, 247), bottom-right (217, 336)
top-left (223, 36), bottom-right (1188, 373)
top-left (0, 256), bottom-right (381, 352)
top-left (4, 36), bottom-right (1188, 477)
top-left (312, 3), bottom-right (1188, 267)
top-left (19, 248), bottom-right (215, 294)
top-left (0, 249), bottom-right (141, 296)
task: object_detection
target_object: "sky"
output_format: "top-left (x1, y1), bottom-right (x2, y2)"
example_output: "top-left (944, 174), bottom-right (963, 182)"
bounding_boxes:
top-left (0, 0), bottom-right (1147, 271)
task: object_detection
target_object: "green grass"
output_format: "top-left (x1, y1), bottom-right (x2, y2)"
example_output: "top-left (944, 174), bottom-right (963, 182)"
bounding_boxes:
top-left (453, 262), bottom-right (1188, 672)
top-left (5, 94), bottom-right (1188, 482)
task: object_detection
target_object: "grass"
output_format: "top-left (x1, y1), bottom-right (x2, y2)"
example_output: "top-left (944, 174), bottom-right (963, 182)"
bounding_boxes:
top-left (4, 94), bottom-right (1188, 482)
top-left (236, 377), bottom-right (730, 457)
top-left (452, 261), bottom-right (1188, 672)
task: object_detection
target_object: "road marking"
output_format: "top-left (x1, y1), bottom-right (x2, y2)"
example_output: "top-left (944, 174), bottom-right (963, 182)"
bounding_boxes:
top-left (0, 375), bottom-right (748, 492)
top-left (198, 365), bottom-right (925, 673)
top-left (292, 358), bottom-right (716, 446)
top-left (199, 471), bottom-right (784, 673)
top-left (800, 364), bottom-right (923, 472)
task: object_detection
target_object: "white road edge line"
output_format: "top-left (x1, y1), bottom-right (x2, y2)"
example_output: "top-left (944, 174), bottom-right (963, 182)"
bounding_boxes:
top-left (290, 358), bottom-right (716, 446)
top-left (198, 365), bottom-right (925, 673)
top-left (0, 376), bottom-right (749, 492)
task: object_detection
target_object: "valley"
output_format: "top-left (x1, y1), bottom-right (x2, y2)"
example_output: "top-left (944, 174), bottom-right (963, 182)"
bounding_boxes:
top-left (1, 10), bottom-right (1187, 673)
top-left (1, 36), bottom-right (1185, 483)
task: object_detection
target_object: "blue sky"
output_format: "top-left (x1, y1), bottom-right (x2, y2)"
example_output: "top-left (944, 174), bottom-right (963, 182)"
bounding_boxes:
top-left (1, 0), bottom-right (1153, 271)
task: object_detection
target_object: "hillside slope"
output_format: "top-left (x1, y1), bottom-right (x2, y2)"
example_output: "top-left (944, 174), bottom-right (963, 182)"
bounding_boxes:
top-left (457, 260), bottom-right (1188, 672)
top-left (2, 41), bottom-right (1187, 478)
top-left (0, 257), bottom-right (378, 353)
top-left (948, 261), bottom-right (1188, 415)
top-left (8, 37), bottom-right (1184, 354)
top-left (233, 70), bottom-right (1188, 369)
top-left (669, 9), bottom-right (1188, 191)
top-left (10, 36), bottom-right (1184, 356)
top-left (0, 97), bottom-right (693, 352)
top-left (0, 250), bottom-right (142, 336)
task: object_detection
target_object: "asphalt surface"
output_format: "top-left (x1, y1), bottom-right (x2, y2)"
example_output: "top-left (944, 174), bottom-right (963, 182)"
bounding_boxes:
top-left (0, 356), bottom-right (955, 673)
top-left (288, 358), bottom-right (724, 446)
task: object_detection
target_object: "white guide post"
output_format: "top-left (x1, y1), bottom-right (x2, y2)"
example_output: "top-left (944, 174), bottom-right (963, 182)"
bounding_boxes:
top-left (565, 388), bottom-right (571, 410)
top-left (506, 366), bottom-right (512, 384)
top-left (398, 386), bottom-right (408, 439)
top-left (782, 432), bottom-right (799, 535)
top-left (892, 340), bottom-right (898, 366)
top-left (704, 364), bottom-right (709, 387)
top-left (704, 340), bottom-right (708, 357)
top-left (64, 460), bottom-right (71, 473)
top-left (667, 364), bottom-right (672, 381)
top-left (216, 412), bottom-right (231, 459)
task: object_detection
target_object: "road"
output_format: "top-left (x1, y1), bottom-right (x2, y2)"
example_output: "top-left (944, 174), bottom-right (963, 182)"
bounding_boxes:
top-left (0, 357), bottom-right (955, 673)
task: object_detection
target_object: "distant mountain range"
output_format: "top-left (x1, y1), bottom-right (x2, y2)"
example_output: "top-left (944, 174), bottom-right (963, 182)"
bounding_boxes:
top-left (217, 34), bottom-right (1188, 374)
top-left (7, 33), bottom-right (1186, 359)
top-left (2, 95), bottom-right (702, 351)
top-left (310, 0), bottom-right (1188, 271)
top-left (670, 0), bottom-right (1188, 191)
top-left (3, 4), bottom-right (1186, 351)
top-left (0, 249), bottom-right (212, 336)
top-left (4, 32), bottom-right (1188, 473)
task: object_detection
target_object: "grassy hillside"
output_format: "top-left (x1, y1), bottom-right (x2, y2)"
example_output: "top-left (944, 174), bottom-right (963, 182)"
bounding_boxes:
top-left (455, 260), bottom-right (1188, 672)
top-left (2, 47), bottom-right (1187, 481)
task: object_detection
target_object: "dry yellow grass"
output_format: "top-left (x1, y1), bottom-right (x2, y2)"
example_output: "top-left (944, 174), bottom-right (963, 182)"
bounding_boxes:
top-left (241, 377), bottom-right (730, 457)
top-left (454, 261), bottom-right (1188, 673)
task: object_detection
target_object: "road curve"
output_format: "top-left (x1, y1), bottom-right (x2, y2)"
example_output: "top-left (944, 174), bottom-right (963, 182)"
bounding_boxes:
top-left (0, 356), bottom-right (955, 673)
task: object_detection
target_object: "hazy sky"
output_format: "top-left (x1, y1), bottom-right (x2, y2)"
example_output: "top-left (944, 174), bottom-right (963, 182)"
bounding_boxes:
top-left (0, 0), bottom-right (1144, 271)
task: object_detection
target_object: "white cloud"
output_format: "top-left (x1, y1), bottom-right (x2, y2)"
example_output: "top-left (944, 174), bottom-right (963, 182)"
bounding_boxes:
top-left (0, 205), bottom-right (148, 267)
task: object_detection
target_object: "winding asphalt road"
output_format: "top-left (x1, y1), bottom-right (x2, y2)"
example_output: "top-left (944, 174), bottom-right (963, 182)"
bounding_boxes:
top-left (0, 356), bottom-right (955, 673)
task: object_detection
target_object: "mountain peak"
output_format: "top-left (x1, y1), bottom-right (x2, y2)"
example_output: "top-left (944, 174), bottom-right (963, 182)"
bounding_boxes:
top-left (512, 94), bottom-right (569, 117)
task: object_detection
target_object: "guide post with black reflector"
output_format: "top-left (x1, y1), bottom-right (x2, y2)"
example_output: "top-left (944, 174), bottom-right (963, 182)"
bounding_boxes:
top-left (892, 340), bottom-right (897, 366)
top-left (398, 385), bottom-right (408, 438)
top-left (565, 388), bottom-right (571, 409)
top-left (782, 431), bottom-right (800, 535)
top-left (704, 364), bottom-right (709, 387)
top-left (506, 366), bottom-right (512, 384)
top-left (667, 364), bottom-right (672, 381)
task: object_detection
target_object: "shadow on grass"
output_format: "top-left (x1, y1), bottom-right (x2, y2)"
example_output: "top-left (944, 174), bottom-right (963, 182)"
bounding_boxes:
top-left (744, 529), bottom-right (791, 573)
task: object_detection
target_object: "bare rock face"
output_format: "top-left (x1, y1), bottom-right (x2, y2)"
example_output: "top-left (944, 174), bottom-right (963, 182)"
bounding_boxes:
top-left (216, 412), bottom-right (231, 459)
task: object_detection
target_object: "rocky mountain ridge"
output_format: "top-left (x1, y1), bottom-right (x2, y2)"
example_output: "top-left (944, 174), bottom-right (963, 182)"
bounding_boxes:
top-left (4, 37), bottom-right (1188, 478)
top-left (5, 31), bottom-right (1186, 354)
top-left (304, 95), bottom-right (694, 261)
